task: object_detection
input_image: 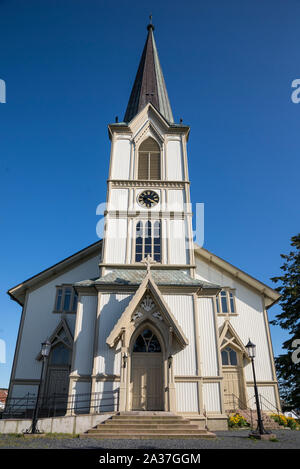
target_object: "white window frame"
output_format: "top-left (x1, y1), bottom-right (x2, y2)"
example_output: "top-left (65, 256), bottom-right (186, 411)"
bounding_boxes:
top-left (134, 219), bottom-right (162, 263)
top-left (215, 288), bottom-right (237, 316)
top-left (53, 285), bottom-right (78, 314)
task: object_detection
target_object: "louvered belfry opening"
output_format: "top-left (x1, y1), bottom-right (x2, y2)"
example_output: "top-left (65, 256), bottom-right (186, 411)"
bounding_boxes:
top-left (138, 137), bottom-right (161, 180)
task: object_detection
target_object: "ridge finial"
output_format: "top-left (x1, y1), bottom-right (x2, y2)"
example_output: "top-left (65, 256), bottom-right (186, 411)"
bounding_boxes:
top-left (147, 14), bottom-right (154, 31)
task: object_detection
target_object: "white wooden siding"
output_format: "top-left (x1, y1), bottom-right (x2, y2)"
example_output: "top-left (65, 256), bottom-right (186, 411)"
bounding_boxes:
top-left (109, 189), bottom-right (129, 212)
top-left (175, 382), bottom-right (199, 412)
top-left (166, 140), bottom-right (183, 180)
top-left (196, 256), bottom-right (274, 382)
top-left (163, 295), bottom-right (197, 376)
top-left (110, 139), bottom-right (131, 180)
top-left (14, 254), bottom-right (100, 380)
top-left (71, 380), bottom-right (92, 413)
top-left (197, 298), bottom-right (219, 376)
top-left (95, 293), bottom-right (132, 375)
top-left (10, 384), bottom-right (38, 401)
top-left (167, 189), bottom-right (185, 211)
top-left (246, 386), bottom-right (277, 411)
top-left (168, 219), bottom-right (187, 264)
top-left (202, 382), bottom-right (222, 413)
top-left (94, 380), bottom-right (120, 412)
top-left (73, 295), bottom-right (97, 375)
top-left (104, 218), bottom-right (127, 264)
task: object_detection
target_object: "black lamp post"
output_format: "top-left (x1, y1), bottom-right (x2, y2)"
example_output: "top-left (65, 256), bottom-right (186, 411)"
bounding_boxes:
top-left (28, 340), bottom-right (51, 434)
top-left (245, 339), bottom-right (270, 437)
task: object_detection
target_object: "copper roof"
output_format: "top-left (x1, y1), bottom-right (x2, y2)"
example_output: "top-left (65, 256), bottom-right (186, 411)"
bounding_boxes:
top-left (124, 24), bottom-right (174, 123)
top-left (75, 269), bottom-right (220, 289)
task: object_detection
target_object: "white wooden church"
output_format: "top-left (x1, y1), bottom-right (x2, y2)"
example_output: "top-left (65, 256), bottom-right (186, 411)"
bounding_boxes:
top-left (7, 23), bottom-right (281, 430)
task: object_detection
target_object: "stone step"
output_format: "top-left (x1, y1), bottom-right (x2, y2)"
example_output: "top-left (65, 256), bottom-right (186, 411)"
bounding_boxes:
top-left (110, 416), bottom-right (184, 422)
top-left (90, 425), bottom-right (201, 432)
top-left (86, 428), bottom-right (207, 435)
top-left (80, 433), bottom-right (216, 440)
top-left (96, 422), bottom-right (194, 429)
top-left (105, 418), bottom-right (189, 425)
top-left (80, 412), bottom-right (216, 440)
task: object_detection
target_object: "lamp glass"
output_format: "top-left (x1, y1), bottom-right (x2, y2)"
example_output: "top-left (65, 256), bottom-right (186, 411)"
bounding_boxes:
top-left (246, 339), bottom-right (256, 358)
top-left (41, 340), bottom-right (51, 357)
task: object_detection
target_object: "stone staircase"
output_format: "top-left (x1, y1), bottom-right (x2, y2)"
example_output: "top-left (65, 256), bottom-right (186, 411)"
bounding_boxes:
top-left (227, 408), bottom-right (282, 430)
top-left (80, 412), bottom-right (216, 439)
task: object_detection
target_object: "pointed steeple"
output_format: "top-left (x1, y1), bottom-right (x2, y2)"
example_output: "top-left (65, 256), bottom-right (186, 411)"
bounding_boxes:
top-left (124, 21), bottom-right (174, 123)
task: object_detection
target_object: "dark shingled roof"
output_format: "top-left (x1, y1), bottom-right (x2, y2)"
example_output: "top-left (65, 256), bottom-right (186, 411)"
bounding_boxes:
top-left (124, 23), bottom-right (174, 124)
top-left (75, 269), bottom-right (220, 289)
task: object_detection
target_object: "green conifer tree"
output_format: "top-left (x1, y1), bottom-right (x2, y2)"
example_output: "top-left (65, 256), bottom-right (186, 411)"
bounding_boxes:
top-left (271, 234), bottom-right (300, 412)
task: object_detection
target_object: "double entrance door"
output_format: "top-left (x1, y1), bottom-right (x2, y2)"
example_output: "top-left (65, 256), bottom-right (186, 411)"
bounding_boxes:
top-left (131, 352), bottom-right (163, 410)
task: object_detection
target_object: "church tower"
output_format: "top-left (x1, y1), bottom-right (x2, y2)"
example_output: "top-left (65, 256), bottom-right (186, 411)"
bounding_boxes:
top-left (101, 21), bottom-right (195, 275)
top-left (6, 20), bottom-right (281, 433)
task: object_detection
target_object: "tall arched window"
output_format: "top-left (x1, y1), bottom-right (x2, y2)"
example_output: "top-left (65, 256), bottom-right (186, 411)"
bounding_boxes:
top-left (135, 220), bottom-right (161, 262)
top-left (138, 137), bottom-right (161, 180)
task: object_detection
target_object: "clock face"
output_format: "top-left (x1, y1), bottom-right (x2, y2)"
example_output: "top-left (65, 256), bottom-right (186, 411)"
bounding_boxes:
top-left (137, 190), bottom-right (159, 208)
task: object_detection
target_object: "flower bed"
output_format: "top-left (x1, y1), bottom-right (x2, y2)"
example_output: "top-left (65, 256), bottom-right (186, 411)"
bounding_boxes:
top-left (270, 414), bottom-right (299, 430)
top-left (228, 413), bottom-right (249, 428)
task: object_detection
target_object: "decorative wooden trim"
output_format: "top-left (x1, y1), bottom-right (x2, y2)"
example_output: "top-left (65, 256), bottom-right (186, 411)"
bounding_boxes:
top-left (11, 379), bottom-right (40, 385)
top-left (246, 380), bottom-right (280, 386)
top-left (7, 290), bottom-right (29, 402)
top-left (192, 293), bottom-right (203, 414)
top-left (90, 292), bottom-right (102, 406)
top-left (99, 263), bottom-right (196, 270)
top-left (174, 376), bottom-right (223, 382)
top-left (93, 374), bottom-right (121, 382)
top-left (261, 295), bottom-right (282, 411)
top-left (105, 210), bottom-right (188, 219)
top-left (109, 180), bottom-right (188, 189)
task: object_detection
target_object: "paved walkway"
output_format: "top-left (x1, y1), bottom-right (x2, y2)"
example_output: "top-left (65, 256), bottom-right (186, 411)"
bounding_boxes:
top-left (0, 430), bottom-right (299, 449)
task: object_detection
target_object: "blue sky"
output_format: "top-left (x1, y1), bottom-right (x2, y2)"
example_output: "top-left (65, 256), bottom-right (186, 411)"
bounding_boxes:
top-left (0, 0), bottom-right (299, 388)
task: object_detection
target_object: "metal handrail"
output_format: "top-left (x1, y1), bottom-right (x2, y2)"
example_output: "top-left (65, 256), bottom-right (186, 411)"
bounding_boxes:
top-left (227, 393), bottom-right (255, 428)
top-left (3, 389), bottom-right (119, 420)
top-left (258, 394), bottom-right (281, 416)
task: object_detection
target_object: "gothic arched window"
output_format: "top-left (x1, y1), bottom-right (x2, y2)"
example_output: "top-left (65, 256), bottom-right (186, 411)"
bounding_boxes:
top-left (221, 346), bottom-right (238, 366)
top-left (133, 329), bottom-right (162, 353)
top-left (138, 137), bottom-right (161, 180)
top-left (49, 342), bottom-right (71, 366)
top-left (135, 220), bottom-right (161, 262)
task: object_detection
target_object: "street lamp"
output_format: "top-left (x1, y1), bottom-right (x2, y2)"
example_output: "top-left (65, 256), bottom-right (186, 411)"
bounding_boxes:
top-left (245, 339), bottom-right (270, 437)
top-left (27, 340), bottom-right (51, 434)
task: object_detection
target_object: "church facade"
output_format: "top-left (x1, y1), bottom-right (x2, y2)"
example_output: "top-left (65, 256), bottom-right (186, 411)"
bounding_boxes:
top-left (7, 23), bottom-right (281, 430)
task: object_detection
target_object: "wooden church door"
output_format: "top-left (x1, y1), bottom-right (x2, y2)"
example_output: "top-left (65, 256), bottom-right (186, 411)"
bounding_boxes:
top-left (221, 346), bottom-right (246, 410)
top-left (131, 329), bottom-right (163, 411)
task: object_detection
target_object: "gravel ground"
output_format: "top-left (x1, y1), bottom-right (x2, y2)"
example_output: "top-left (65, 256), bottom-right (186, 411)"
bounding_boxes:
top-left (0, 430), bottom-right (299, 449)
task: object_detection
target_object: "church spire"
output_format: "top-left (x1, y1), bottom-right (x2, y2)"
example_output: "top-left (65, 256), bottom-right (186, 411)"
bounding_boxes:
top-left (124, 20), bottom-right (174, 123)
